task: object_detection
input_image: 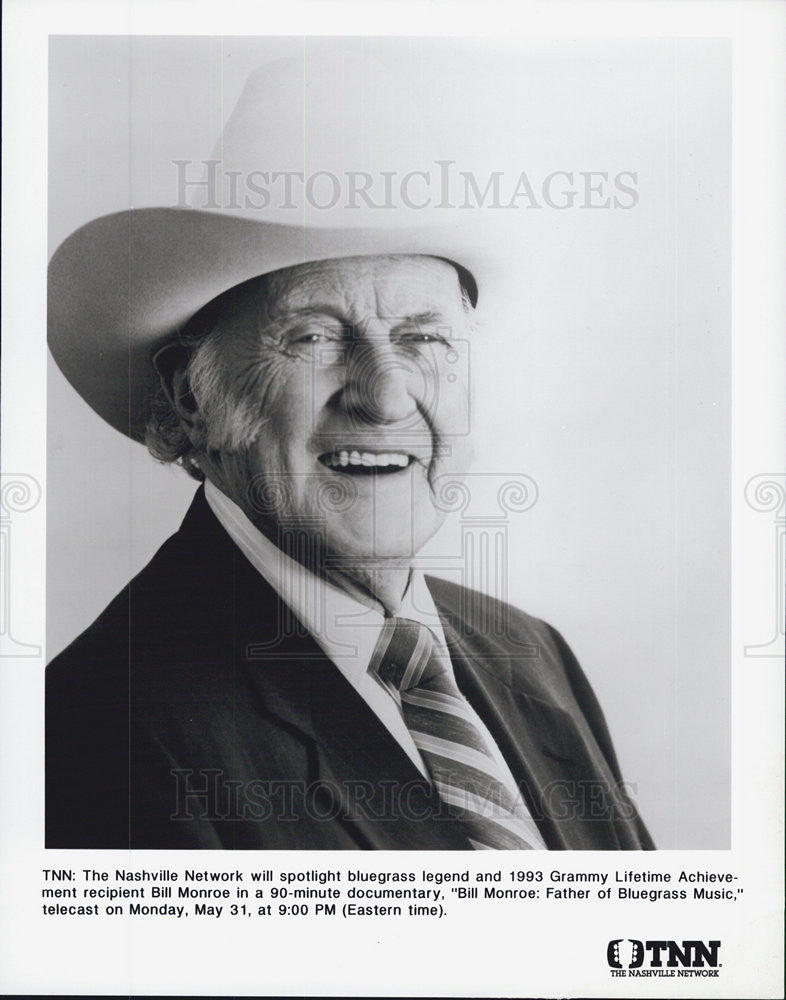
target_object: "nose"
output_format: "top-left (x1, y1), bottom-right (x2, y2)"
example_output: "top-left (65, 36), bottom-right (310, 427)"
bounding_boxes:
top-left (339, 337), bottom-right (419, 425)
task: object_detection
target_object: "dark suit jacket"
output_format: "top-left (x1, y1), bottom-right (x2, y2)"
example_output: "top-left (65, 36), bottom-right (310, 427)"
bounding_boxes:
top-left (46, 488), bottom-right (653, 850)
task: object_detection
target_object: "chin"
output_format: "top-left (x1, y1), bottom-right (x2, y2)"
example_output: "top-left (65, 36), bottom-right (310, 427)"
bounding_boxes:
top-left (324, 513), bottom-right (443, 565)
top-left (325, 532), bottom-right (412, 564)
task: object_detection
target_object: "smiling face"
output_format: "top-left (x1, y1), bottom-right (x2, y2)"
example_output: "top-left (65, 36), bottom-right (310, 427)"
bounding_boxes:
top-left (192, 255), bottom-right (474, 574)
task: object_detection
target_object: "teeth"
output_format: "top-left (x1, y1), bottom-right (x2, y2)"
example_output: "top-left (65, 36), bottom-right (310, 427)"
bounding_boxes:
top-left (322, 450), bottom-right (411, 469)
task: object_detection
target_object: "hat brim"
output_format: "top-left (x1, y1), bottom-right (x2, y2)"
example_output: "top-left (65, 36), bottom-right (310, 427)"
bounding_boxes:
top-left (48, 208), bottom-right (491, 441)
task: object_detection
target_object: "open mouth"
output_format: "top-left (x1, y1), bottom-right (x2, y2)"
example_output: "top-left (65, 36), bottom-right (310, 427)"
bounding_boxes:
top-left (318, 450), bottom-right (417, 475)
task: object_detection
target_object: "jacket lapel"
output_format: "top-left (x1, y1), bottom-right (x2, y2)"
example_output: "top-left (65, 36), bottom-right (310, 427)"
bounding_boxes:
top-left (435, 609), bottom-right (624, 850)
top-left (202, 506), bottom-right (470, 850)
top-left (238, 642), bottom-right (471, 850)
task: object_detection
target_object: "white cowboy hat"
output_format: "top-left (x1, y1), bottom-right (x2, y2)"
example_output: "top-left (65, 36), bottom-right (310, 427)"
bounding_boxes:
top-left (48, 48), bottom-right (509, 442)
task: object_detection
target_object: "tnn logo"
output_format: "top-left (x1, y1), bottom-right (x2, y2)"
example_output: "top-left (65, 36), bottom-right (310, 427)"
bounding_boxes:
top-left (607, 939), bottom-right (721, 969)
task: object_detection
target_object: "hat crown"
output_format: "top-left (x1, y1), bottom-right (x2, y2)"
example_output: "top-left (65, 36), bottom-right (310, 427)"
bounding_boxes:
top-left (186, 50), bottom-right (454, 229)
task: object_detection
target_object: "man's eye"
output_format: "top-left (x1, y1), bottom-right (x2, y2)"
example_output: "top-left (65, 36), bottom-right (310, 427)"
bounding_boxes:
top-left (291, 328), bottom-right (344, 345)
top-left (397, 331), bottom-right (449, 346)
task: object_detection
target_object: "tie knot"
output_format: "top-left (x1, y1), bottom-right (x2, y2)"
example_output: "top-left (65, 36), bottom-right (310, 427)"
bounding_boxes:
top-left (370, 617), bottom-right (445, 692)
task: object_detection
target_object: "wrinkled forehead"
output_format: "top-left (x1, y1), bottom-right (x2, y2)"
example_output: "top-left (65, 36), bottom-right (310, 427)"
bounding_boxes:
top-left (234, 254), bottom-right (467, 325)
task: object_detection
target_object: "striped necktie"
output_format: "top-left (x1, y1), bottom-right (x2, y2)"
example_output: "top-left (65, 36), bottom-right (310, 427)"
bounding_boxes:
top-left (369, 617), bottom-right (545, 850)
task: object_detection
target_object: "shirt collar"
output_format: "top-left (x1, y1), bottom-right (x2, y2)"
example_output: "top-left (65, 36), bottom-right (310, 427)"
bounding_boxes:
top-left (203, 481), bottom-right (450, 680)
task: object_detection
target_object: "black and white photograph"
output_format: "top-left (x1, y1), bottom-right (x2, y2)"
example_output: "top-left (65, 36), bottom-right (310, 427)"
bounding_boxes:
top-left (1, 2), bottom-right (783, 997)
top-left (44, 33), bottom-right (731, 852)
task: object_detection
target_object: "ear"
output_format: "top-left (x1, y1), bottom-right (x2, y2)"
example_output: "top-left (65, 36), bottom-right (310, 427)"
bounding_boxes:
top-left (152, 342), bottom-right (203, 442)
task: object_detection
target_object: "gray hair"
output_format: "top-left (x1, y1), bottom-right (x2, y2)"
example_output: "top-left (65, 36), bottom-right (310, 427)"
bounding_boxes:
top-left (145, 308), bottom-right (270, 481)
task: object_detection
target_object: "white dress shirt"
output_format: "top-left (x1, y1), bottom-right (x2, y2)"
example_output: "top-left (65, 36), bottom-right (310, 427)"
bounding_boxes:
top-left (205, 480), bottom-right (536, 818)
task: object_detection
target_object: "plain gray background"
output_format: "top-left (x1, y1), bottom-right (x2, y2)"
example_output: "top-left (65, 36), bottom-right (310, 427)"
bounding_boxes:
top-left (47, 35), bottom-right (731, 849)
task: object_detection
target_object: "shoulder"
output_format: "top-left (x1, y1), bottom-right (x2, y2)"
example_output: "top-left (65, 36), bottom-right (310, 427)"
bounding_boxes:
top-left (48, 505), bottom-right (239, 746)
top-left (425, 574), bottom-right (598, 710)
top-left (48, 488), bottom-right (238, 683)
top-left (425, 574), bottom-right (560, 650)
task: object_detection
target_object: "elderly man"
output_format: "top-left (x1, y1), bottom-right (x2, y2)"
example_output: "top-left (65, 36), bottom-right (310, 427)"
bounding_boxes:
top-left (46, 52), bottom-right (653, 851)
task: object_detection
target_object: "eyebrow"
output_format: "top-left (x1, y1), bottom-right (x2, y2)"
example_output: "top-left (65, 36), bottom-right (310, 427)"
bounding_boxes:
top-left (274, 305), bottom-right (345, 323)
top-left (273, 306), bottom-right (447, 328)
top-left (391, 311), bottom-right (444, 329)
